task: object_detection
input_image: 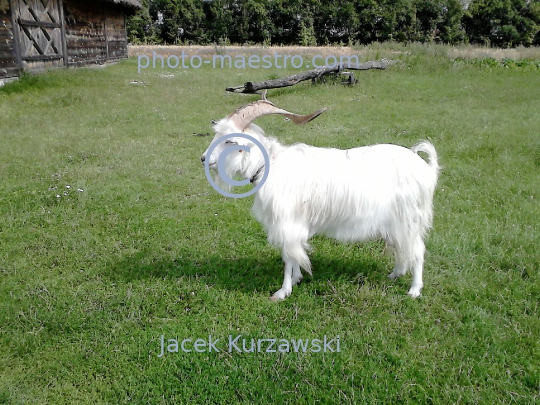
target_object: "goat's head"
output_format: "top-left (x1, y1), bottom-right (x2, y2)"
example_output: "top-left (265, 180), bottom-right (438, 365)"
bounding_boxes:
top-left (200, 93), bottom-right (327, 172)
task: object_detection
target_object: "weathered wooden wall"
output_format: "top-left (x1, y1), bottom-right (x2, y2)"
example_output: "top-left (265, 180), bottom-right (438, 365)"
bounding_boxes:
top-left (1, 0), bottom-right (131, 79)
top-left (0, 0), bottom-right (18, 79)
top-left (63, 0), bottom-right (127, 67)
top-left (13, 0), bottom-right (66, 75)
top-left (105, 12), bottom-right (127, 61)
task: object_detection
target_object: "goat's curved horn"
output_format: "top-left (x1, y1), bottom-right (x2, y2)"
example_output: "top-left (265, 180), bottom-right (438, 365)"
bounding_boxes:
top-left (229, 99), bottom-right (327, 131)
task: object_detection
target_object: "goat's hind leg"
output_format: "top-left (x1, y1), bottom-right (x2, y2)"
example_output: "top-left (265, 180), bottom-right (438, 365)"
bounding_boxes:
top-left (407, 237), bottom-right (425, 298)
top-left (291, 263), bottom-right (303, 286)
top-left (386, 237), bottom-right (425, 298)
top-left (270, 261), bottom-right (302, 301)
top-left (388, 262), bottom-right (407, 281)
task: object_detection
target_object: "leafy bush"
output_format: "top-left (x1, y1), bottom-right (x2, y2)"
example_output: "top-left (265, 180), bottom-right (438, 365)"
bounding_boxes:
top-left (127, 0), bottom-right (540, 47)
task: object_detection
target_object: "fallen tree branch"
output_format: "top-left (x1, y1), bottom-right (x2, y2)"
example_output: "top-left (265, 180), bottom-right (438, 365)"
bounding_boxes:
top-left (226, 61), bottom-right (388, 93)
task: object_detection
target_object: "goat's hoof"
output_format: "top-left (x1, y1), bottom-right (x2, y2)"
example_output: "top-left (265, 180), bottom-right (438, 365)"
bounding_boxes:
top-left (407, 289), bottom-right (421, 298)
top-left (291, 275), bottom-right (303, 286)
top-left (388, 267), bottom-right (406, 280)
top-left (270, 289), bottom-right (291, 301)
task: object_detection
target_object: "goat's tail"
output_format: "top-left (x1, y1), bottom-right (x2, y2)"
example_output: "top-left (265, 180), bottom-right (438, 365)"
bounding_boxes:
top-left (410, 141), bottom-right (440, 234)
top-left (411, 141), bottom-right (440, 177)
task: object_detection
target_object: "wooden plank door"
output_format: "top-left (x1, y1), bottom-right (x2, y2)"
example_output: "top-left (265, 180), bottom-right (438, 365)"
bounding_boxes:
top-left (11, 0), bottom-right (66, 72)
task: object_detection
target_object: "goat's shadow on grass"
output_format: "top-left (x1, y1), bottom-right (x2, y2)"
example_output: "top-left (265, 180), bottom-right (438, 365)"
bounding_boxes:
top-left (103, 247), bottom-right (392, 295)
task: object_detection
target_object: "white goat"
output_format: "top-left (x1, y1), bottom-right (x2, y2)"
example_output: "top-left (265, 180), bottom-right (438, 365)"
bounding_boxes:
top-left (201, 96), bottom-right (439, 300)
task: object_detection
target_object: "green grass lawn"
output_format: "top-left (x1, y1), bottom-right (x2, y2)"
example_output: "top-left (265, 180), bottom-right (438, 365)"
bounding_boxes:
top-left (1, 45), bottom-right (539, 404)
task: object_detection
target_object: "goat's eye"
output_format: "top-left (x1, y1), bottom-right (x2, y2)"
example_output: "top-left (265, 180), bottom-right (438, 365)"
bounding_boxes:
top-left (225, 140), bottom-right (237, 145)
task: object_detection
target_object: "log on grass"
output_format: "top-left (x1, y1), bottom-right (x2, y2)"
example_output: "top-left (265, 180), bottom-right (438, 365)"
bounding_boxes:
top-left (226, 61), bottom-right (388, 93)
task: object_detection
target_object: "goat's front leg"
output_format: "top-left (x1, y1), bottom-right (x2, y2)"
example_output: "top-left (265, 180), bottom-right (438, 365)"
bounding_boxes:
top-left (270, 261), bottom-right (293, 301)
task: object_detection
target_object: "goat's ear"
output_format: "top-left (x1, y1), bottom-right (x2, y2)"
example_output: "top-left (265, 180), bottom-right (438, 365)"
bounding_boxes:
top-left (211, 119), bottom-right (217, 125)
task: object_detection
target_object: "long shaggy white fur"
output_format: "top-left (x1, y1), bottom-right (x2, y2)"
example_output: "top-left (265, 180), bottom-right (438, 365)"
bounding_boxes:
top-left (202, 117), bottom-right (439, 300)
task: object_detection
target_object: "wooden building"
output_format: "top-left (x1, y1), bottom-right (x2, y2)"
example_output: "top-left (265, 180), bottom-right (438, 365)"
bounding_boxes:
top-left (0, 0), bottom-right (141, 80)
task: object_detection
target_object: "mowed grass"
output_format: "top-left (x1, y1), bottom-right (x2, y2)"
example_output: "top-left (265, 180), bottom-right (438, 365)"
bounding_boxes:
top-left (0, 45), bottom-right (539, 404)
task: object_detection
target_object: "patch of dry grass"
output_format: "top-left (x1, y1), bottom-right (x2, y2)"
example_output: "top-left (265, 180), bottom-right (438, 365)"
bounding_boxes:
top-left (129, 44), bottom-right (378, 59)
top-left (447, 44), bottom-right (540, 60)
top-left (129, 42), bottom-right (540, 62)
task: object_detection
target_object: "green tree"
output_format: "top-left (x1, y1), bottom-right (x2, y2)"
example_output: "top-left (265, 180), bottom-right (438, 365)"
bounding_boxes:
top-left (373, 0), bottom-right (417, 42)
top-left (200, 0), bottom-right (234, 43)
top-left (464, 0), bottom-right (540, 47)
top-left (126, 0), bottom-right (538, 47)
top-left (150, 0), bottom-right (207, 44)
top-left (127, 0), bottom-right (159, 44)
top-left (437, 0), bottom-right (467, 43)
top-left (268, 0), bottom-right (307, 44)
top-left (313, 1), bottom-right (360, 45)
top-left (234, 0), bottom-right (275, 44)
top-left (414, 0), bottom-right (466, 43)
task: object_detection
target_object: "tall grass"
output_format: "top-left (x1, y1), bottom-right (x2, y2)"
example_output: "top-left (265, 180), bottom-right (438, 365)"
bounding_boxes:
top-left (129, 42), bottom-right (540, 62)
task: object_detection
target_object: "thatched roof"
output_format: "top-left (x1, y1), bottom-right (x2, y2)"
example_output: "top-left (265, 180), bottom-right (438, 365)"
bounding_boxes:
top-left (102, 0), bottom-right (142, 10)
